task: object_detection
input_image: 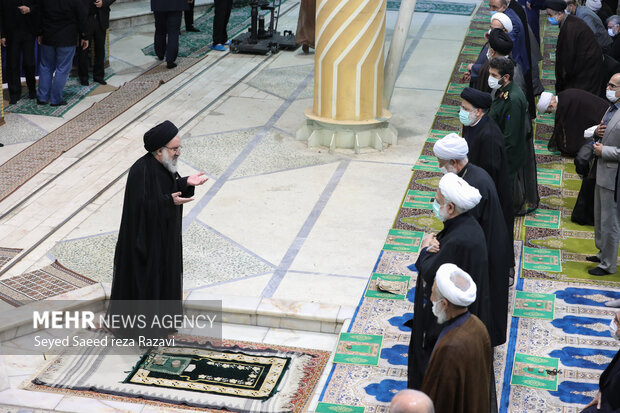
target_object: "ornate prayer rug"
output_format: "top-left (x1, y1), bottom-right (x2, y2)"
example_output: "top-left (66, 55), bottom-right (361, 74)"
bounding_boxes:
top-left (318, 5), bottom-right (617, 413)
top-left (25, 335), bottom-right (329, 413)
top-left (0, 260), bottom-right (95, 306)
top-left (0, 247), bottom-right (21, 271)
top-left (386, 0), bottom-right (476, 15)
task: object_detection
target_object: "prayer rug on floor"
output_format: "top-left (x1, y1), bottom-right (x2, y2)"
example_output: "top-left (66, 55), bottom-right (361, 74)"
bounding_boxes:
top-left (25, 335), bottom-right (329, 413)
top-left (0, 247), bottom-right (21, 271)
top-left (0, 260), bottom-right (95, 306)
top-left (386, 0), bottom-right (477, 15)
top-left (141, 0), bottom-right (291, 59)
top-left (4, 72), bottom-right (114, 118)
top-left (318, 5), bottom-right (617, 413)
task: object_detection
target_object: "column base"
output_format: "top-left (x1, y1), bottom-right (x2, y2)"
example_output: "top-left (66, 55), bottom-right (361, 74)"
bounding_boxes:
top-left (296, 109), bottom-right (398, 154)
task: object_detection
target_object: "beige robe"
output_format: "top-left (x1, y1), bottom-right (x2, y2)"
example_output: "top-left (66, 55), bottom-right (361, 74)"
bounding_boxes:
top-left (295, 0), bottom-right (315, 47)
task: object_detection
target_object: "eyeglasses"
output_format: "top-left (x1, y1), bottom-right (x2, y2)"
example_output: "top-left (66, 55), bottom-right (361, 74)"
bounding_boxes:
top-left (165, 145), bottom-right (182, 153)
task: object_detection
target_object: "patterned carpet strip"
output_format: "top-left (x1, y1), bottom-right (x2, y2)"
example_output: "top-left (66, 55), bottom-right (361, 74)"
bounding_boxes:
top-left (318, 4), bottom-right (620, 413)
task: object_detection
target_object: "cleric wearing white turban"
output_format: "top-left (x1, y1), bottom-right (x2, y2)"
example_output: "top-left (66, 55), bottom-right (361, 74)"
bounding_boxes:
top-left (437, 172), bottom-right (481, 214)
top-left (408, 172), bottom-right (491, 389)
top-left (490, 12), bottom-right (513, 33)
top-left (421, 263), bottom-right (491, 412)
top-left (433, 133), bottom-right (468, 161)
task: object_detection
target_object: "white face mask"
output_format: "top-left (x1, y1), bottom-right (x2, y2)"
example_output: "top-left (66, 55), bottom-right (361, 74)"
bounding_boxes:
top-left (488, 75), bottom-right (501, 90)
top-left (610, 318), bottom-right (619, 339)
top-left (609, 27), bottom-right (616, 37)
top-left (432, 299), bottom-right (448, 324)
top-left (607, 89), bottom-right (619, 103)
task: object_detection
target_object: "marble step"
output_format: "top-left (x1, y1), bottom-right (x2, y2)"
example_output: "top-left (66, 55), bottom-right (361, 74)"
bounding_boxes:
top-left (0, 283), bottom-right (356, 344)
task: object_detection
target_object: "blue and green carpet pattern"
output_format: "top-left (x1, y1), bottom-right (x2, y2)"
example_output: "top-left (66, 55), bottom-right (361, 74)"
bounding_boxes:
top-left (318, 4), bottom-right (619, 413)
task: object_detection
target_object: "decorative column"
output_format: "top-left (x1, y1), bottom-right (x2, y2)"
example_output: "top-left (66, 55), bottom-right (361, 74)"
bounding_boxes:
top-left (296, 0), bottom-right (397, 153)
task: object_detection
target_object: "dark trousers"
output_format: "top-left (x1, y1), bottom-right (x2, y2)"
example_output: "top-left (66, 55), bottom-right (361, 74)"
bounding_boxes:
top-left (184, 1), bottom-right (195, 28)
top-left (78, 19), bottom-right (107, 82)
top-left (154, 11), bottom-right (183, 63)
top-left (212, 0), bottom-right (232, 45)
top-left (6, 30), bottom-right (36, 100)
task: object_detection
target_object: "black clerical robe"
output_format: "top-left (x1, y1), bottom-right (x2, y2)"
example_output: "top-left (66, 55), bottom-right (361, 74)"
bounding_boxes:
top-left (458, 163), bottom-right (511, 347)
top-left (407, 214), bottom-right (490, 389)
top-left (555, 14), bottom-right (606, 97)
top-left (462, 114), bottom-right (514, 241)
top-left (551, 89), bottom-right (609, 156)
top-left (109, 153), bottom-right (194, 338)
top-left (582, 349), bottom-right (620, 413)
top-left (421, 312), bottom-right (491, 413)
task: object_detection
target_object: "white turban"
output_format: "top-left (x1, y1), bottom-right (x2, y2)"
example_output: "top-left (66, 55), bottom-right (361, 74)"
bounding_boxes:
top-left (433, 133), bottom-right (469, 160)
top-left (491, 12), bottom-right (513, 33)
top-left (586, 0), bottom-right (602, 11)
top-left (438, 172), bottom-right (481, 212)
top-left (536, 92), bottom-right (554, 114)
top-left (436, 264), bottom-right (477, 307)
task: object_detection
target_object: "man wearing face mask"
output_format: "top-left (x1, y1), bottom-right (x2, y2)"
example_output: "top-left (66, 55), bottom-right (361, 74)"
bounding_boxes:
top-left (460, 87), bottom-right (514, 244)
top-left (581, 311), bottom-right (620, 412)
top-left (488, 57), bottom-right (539, 215)
top-left (433, 134), bottom-right (512, 347)
top-left (466, 13), bottom-right (513, 88)
top-left (421, 264), bottom-right (491, 413)
top-left (565, 0), bottom-right (612, 53)
top-left (545, 0), bottom-right (606, 97)
top-left (588, 73), bottom-right (620, 276)
top-left (606, 15), bottom-right (620, 61)
top-left (407, 173), bottom-right (490, 389)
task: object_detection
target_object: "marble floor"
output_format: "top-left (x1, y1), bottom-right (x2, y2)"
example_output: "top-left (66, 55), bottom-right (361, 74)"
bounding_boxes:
top-left (0, 0), bottom-right (481, 411)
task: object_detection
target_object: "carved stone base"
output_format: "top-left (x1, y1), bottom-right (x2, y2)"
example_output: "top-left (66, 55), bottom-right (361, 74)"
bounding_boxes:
top-left (296, 110), bottom-right (398, 154)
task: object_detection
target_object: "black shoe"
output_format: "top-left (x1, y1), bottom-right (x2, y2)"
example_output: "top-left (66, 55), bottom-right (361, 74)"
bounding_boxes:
top-left (157, 55), bottom-right (164, 61)
top-left (9, 97), bottom-right (17, 105)
top-left (93, 78), bottom-right (107, 85)
top-left (302, 44), bottom-right (310, 54)
top-left (166, 62), bottom-right (177, 69)
top-left (80, 78), bottom-right (89, 86)
top-left (586, 255), bottom-right (601, 263)
top-left (36, 99), bottom-right (48, 105)
top-left (588, 267), bottom-right (612, 276)
top-left (0, 143), bottom-right (4, 147)
top-left (50, 100), bottom-right (67, 107)
top-left (186, 26), bottom-right (200, 32)
top-left (28, 91), bottom-right (37, 99)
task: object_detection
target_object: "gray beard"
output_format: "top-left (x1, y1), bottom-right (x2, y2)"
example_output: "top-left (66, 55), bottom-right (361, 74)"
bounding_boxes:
top-left (161, 149), bottom-right (178, 174)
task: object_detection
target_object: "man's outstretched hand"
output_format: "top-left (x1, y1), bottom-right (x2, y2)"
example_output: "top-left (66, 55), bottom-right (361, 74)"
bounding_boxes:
top-left (188, 171), bottom-right (209, 186)
top-left (172, 192), bottom-right (194, 205)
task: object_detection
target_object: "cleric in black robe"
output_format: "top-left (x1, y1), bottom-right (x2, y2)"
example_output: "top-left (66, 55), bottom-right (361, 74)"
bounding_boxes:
top-left (108, 120), bottom-right (208, 339)
top-left (545, 0), bottom-right (606, 97)
top-left (460, 87), bottom-right (514, 243)
top-left (433, 134), bottom-right (512, 347)
top-left (407, 173), bottom-right (490, 389)
top-left (536, 89), bottom-right (609, 156)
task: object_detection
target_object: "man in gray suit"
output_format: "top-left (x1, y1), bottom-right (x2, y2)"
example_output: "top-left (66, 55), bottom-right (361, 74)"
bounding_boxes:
top-left (589, 73), bottom-right (620, 275)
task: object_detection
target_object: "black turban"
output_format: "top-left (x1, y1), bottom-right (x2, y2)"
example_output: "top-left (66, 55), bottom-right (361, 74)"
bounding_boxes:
top-left (544, 0), bottom-right (566, 11)
top-left (143, 120), bottom-right (178, 152)
top-left (460, 87), bottom-right (493, 109)
top-left (488, 28), bottom-right (513, 56)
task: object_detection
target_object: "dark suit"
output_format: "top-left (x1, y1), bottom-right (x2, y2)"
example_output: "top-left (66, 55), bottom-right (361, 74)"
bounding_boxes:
top-left (151, 0), bottom-right (188, 64)
top-left (1, 0), bottom-right (38, 101)
top-left (78, 0), bottom-right (115, 83)
top-left (582, 349), bottom-right (620, 413)
top-left (212, 0), bottom-right (232, 46)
